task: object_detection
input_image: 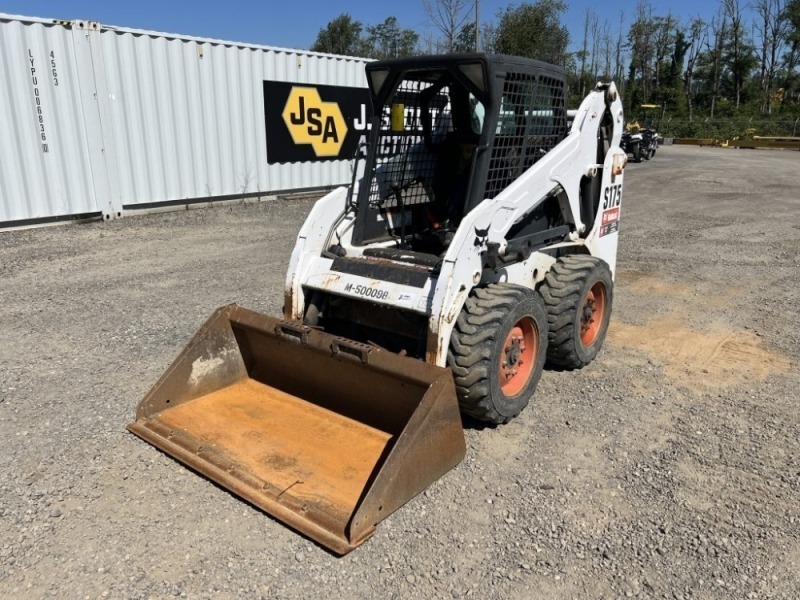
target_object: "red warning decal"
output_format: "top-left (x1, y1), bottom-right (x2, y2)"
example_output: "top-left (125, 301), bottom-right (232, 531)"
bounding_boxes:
top-left (600, 207), bottom-right (620, 237)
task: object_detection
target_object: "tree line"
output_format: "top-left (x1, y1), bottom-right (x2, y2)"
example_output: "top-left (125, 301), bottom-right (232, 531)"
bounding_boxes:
top-left (310, 0), bottom-right (800, 136)
top-left (310, 1), bottom-right (570, 68)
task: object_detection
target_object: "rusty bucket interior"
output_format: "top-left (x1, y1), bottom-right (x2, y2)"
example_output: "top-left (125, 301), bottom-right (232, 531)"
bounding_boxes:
top-left (127, 304), bottom-right (465, 554)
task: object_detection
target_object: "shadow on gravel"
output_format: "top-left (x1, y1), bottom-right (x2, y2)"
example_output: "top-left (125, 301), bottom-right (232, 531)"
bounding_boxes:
top-left (460, 414), bottom-right (499, 431)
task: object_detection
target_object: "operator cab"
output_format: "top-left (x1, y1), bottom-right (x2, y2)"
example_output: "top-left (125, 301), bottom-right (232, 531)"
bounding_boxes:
top-left (350, 54), bottom-right (569, 259)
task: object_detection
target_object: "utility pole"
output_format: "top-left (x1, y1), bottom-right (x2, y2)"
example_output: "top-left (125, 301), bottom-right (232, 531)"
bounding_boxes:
top-left (475, 0), bottom-right (480, 51)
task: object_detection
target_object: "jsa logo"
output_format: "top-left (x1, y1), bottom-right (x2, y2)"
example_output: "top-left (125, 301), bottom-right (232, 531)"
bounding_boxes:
top-left (282, 87), bottom-right (348, 157)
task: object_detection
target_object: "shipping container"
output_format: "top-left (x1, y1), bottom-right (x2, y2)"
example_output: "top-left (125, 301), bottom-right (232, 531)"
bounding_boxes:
top-left (0, 13), bottom-right (371, 227)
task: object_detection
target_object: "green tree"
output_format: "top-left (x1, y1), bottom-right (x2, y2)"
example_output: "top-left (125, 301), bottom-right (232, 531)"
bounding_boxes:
top-left (754, 0), bottom-right (789, 114)
top-left (652, 26), bottom-right (688, 114)
top-left (310, 14), bottom-right (364, 56)
top-left (721, 0), bottom-right (757, 109)
top-left (652, 15), bottom-right (678, 95)
top-left (781, 0), bottom-right (800, 108)
top-left (453, 22), bottom-right (476, 53)
top-left (692, 11), bottom-right (727, 118)
top-left (626, 2), bottom-right (658, 109)
top-left (493, 0), bottom-right (570, 66)
top-left (364, 17), bottom-right (419, 59)
top-left (682, 18), bottom-right (707, 120)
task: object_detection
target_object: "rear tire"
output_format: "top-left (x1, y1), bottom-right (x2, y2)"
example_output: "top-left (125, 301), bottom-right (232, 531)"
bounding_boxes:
top-left (448, 284), bottom-right (548, 424)
top-left (539, 255), bottom-right (613, 370)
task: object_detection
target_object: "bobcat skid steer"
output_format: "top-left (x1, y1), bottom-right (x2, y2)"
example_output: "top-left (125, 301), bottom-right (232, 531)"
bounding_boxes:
top-left (129, 54), bottom-right (627, 555)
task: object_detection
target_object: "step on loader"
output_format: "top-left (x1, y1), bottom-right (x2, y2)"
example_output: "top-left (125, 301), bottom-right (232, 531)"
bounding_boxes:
top-left (129, 54), bottom-right (627, 554)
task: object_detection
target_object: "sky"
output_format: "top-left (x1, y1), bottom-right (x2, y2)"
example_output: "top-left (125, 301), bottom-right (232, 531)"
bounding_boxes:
top-left (0, 1), bottom-right (724, 53)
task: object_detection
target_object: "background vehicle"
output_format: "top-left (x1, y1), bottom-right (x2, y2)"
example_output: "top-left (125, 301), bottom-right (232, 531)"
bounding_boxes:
top-left (129, 53), bottom-right (627, 554)
top-left (622, 104), bottom-right (661, 162)
top-left (621, 128), bottom-right (645, 162)
top-left (641, 127), bottom-right (659, 159)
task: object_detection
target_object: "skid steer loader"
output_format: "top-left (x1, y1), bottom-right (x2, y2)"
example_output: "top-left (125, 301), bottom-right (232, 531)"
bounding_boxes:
top-left (129, 54), bottom-right (627, 555)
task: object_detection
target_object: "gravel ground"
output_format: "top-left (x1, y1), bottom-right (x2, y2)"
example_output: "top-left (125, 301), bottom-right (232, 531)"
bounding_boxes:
top-left (1, 145), bottom-right (798, 599)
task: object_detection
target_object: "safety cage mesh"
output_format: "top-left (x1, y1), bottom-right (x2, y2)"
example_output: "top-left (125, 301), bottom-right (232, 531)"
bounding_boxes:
top-left (365, 79), bottom-right (451, 210)
top-left (484, 72), bottom-right (568, 200)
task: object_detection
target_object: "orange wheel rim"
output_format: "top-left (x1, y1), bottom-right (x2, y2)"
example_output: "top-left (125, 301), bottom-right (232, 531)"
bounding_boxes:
top-left (498, 317), bottom-right (537, 397)
top-left (580, 282), bottom-right (607, 347)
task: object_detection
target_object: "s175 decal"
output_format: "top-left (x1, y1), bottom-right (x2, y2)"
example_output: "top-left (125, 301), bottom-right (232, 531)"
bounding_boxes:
top-left (599, 184), bottom-right (622, 237)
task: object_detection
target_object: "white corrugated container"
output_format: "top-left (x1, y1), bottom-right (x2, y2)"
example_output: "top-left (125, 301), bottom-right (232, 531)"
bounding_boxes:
top-left (0, 16), bottom-right (103, 222)
top-left (0, 13), bottom-right (370, 226)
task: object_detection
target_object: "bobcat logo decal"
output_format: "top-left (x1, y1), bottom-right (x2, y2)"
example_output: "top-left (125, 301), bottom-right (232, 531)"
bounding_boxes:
top-left (473, 226), bottom-right (489, 248)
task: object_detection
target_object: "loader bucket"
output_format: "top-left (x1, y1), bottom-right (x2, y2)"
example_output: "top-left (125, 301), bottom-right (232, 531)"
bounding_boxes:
top-left (127, 304), bottom-right (465, 554)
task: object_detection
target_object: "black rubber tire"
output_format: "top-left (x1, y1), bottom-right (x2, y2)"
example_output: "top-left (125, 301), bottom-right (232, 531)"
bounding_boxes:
top-left (539, 255), bottom-right (613, 370)
top-left (633, 142), bottom-right (642, 163)
top-left (447, 284), bottom-right (548, 424)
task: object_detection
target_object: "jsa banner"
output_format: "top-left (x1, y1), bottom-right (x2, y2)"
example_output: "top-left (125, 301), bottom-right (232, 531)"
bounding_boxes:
top-left (263, 81), bottom-right (373, 164)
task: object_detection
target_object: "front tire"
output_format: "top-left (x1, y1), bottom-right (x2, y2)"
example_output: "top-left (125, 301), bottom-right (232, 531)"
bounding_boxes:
top-left (448, 284), bottom-right (548, 424)
top-left (539, 255), bottom-right (613, 369)
top-left (633, 142), bottom-right (642, 163)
